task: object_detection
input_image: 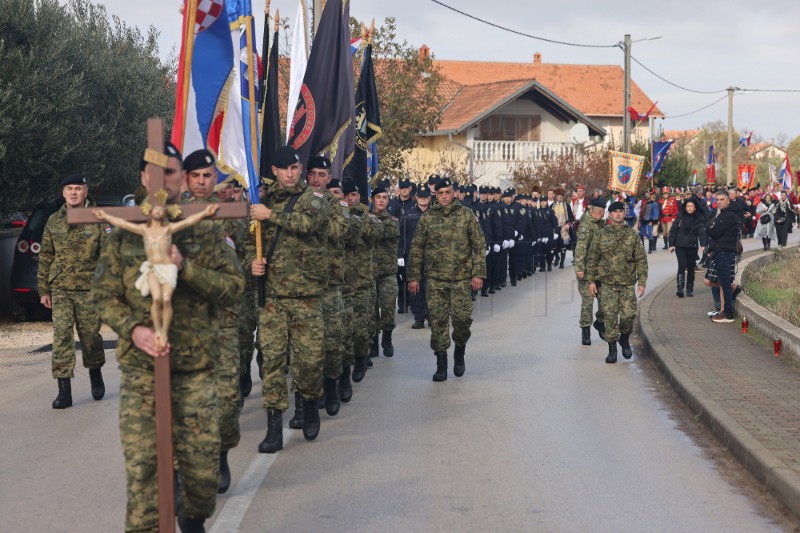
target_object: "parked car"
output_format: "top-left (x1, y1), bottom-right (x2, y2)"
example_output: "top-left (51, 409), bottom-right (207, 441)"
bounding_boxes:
top-left (9, 195), bottom-right (133, 321)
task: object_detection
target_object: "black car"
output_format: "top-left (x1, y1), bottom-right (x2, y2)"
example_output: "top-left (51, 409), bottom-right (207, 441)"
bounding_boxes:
top-left (9, 194), bottom-right (134, 321)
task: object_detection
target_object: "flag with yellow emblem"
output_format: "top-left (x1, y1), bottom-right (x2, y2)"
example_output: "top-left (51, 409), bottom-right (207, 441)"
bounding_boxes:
top-left (608, 151), bottom-right (646, 194)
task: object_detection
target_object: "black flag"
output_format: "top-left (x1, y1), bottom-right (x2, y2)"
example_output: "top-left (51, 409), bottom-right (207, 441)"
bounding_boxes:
top-left (259, 25), bottom-right (280, 181)
top-left (343, 42), bottom-right (382, 202)
top-left (287, 0), bottom-right (352, 172)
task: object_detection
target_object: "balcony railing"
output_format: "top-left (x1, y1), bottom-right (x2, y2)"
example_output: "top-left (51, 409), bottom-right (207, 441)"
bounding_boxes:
top-left (473, 140), bottom-right (578, 163)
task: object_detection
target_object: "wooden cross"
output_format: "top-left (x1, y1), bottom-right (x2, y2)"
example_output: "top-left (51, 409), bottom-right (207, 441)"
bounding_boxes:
top-left (68, 118), bottom-right (247, 532)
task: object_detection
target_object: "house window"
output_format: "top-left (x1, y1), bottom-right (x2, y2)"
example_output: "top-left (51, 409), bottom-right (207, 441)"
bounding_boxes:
top-left (479, 115), bottom-right (541, 141)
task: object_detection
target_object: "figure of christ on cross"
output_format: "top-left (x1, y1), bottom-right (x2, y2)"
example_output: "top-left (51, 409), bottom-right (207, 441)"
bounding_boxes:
top-left (92, 202), bottom-right (220, 351)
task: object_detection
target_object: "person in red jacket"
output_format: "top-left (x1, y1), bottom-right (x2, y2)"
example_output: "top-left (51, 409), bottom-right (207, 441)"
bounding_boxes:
top-left (659, 186), bottom-right (679, 250)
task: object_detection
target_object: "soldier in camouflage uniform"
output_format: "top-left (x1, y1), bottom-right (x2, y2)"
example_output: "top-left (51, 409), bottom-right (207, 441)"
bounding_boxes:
top-left (408, 178), bottom-right (487, 382)
top-left (345, 181), bottom-right (381, 383)
top-left (587, 201), bottom-right (648, 364)
top-left (38, 173), bottom-right (109, 409)
top-left (370, 186), bottom-right (400, 358)
top-left (92, 143), bottom-right (244, 532)
top-left (250, 146), bottom-right (327, 452)
top-left (183, 149), bottom-right (247, 494)
top-left (573, 197), bottom-right (608, 346)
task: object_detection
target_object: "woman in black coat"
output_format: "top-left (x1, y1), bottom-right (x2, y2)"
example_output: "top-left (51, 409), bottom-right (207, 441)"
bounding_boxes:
top-left (774, 190), bottom-right (795, 247)
top-left (668, 198), bottom-right (707, 297)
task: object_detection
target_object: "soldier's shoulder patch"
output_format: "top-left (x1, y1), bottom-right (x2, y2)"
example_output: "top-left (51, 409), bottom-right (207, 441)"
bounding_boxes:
top-left (391, 216), bottom-right (399, 222)
top-left (340, 200), bottom-right (349, 208)
top-left (311, 199), bottom-right (322, 209)
top-left (104, 225), bottom-right (112, 234)
top-left (225, 235), bottom-right (236, 249)
top-left (368, 214), bottom-right (377, 219)
top-left (312, 191), bottom-right (324, 198)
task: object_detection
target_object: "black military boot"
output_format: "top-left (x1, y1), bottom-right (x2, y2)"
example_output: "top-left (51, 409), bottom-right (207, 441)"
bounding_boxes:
top-left (648, 238), bottom-right (655, 254)
top-left (338, 365), bottom-right (353, 403)
top-left (453, 345), bottom-right (466, 377)
top-left (593, 320), bottom-right (606, 341)
top-left (676, 272), bottom-right (685, 298)
top-left (432, 351), bottom-right (447, 382)
top-left (412, 319), bottom-right (426, 328)
top-left (581, 326), bottom-right (591, 346)
top-left (762, 238), bottom-right (768, 251)
top-left (606, 342), bottom-right (618, 364)
top-left (686, 279), bottom-right (694, 298)
top-left (240, 367), bottom-right (252, 398)
top-left (288, 391), bottom-right (304, 429)
top-left (178, 514), bottom-right (206, 533)
top-left (352, 356), bottom-right (367, 383)
top-left (369, 334), bottom-right (379, 358)
top-left (218, 450), bottom-right (231, 494)
top-left (547, 261), bottom-right (553, 271)
top-left (382, 330), bottom-right (395, 357)
top-left (323, 377), bottom-right (340, 416)
top-left (256, 350), bottom-right (264, 380)
top-left (663, 236), bottom-right (669, 250)
top-left (258, 409), bottom-right (283, 453)
top-left (52, 378), bottom-right (72, 409)
top-left (559, 250), bottom-right (566, 269)
top-left (302, 397), bottom-right (320, 441)
top-left (619, 334), bottom-right (633, 359)
top-left (89, 367), bottom-right (105, 400)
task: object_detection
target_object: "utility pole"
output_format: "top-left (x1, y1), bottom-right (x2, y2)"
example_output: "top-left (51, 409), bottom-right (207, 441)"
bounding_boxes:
top-left (726, 87), bottom-right (735, 186)
top-left (623, 34), bottom-right (632, 153)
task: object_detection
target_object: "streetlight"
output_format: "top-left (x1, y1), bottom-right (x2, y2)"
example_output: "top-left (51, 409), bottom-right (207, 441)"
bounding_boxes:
top-left (620, 35), bottom-right (662, 153)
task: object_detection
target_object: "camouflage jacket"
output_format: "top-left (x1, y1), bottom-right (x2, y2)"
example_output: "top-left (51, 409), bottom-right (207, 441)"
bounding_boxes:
top-left (408, 201), bottom-right (487, 283)
top-left (38, 200), bottom-right (109, 293)
top-left (252, 182), bottom-right (328, 298)
top-left (342, 206), bottom-right (363, 289)
top-left (371, 210), bottom-right (400, 278)
top-left (322, 192), bottom-right (356, 286)
top-left (92, 217), bottom-right (244, 372)
top-left (587, 221), bottom-right (648, 287)
top-left (350, 203), bottom-right (381, 287)
top-left (573, 210), bottom-right (605, 276)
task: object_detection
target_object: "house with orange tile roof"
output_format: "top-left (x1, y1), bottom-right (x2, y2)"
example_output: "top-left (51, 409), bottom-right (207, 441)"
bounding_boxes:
top-left (749, 142), bottom-right (787, 161)
top-left (407, 49), bottom-right (661, 186)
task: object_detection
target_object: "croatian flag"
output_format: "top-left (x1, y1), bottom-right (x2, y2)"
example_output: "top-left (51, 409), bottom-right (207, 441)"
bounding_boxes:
top-left (706, 145), bottom-right (716, 184)
top-left (779, 156), bottom-right (793, 190)
top-left (171, 0), bottom-right (234, 156)
top-left (350, 37), bottom-right (363, 56)
top-left (739, 131), bottom-right (753, 148)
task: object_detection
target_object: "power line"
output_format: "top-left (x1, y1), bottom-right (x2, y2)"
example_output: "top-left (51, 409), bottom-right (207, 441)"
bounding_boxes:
top-left (427, 0), bottom-right (618, 49)
top-left (740, 88), bottom-right (800, 93)
top-left (630, 56), bottom-right (727, 95)
top-left (661, 94), bottom-right (731, 119)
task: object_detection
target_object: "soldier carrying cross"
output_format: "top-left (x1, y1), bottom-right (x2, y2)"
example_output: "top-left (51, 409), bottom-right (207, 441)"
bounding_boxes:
top-left (84, 119), bottom-right (245, 533)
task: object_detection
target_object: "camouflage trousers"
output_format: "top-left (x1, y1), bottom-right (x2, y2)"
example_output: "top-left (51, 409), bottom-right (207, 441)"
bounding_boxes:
top-left (427, 279), bottom-right (474, 353)
top-left (238, 285), bottom-right (258, 377)
top-left (340, 287), bottom-right (356, 366)
top-left (119, 365), bottom-right (219, 532)
top-left (322, 286), bottom-right (345, 379)
top-left (598, 284), bottom-right (638, 343)
top-left (352, 284), bottom-right (376, 358)
top-left (217, 318), bottom-right (241, 452)
top-left (51, 289), bottom-right (105, 379)
top-left (578, 279), bottom-right (604, 328)
top-left (374, 274), bottom-right (397, 333)
top-left (259, 297), bottom-right (324, 410)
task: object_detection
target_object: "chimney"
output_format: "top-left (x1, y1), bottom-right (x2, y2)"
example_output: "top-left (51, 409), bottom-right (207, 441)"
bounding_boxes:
top-left (533, 52), bottom-right (542, 64)
top-left (419, 44), bottom-right (430, 62)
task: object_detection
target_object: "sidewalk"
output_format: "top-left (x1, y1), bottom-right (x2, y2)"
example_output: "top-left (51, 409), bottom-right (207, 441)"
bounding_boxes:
top-left (638, 267), bottom-right (800, 519)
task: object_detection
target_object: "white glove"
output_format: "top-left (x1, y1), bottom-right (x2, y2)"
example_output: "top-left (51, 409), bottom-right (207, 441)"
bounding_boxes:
top-left (514, 230), bottom-right (519, 237)
top-left (485, 249), bottom-right (490, 256)
top-left (493, 244), bottom-right (501, 253)
top-left (509, 240), bottom-right (515, 248)
top-left (517, 234), bottom-right (524, 241)
top-left (543, 237), bottom-right (549, 244)
top-left (397, 258), bottom-right (405, 267)
top-left (502, 240), bottom-right (510, 249)
top-left (553, 233), bottom-right (558, 240)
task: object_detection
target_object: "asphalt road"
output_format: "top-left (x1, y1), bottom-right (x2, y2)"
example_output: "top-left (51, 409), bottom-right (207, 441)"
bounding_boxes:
top-left (0, 239), bottom-right (792, 532)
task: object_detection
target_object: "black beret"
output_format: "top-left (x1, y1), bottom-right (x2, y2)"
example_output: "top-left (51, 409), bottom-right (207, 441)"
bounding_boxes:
top-left (502, 187), bottom-right (515, 197)
top-left (273, 146), bottom-right (301, 168)
top-left (139, 142), bottom-right (182, 171)
top-left (183, 149), bottom-right (216, 173)
top-left (307, 155), bottom-right (331, 170)
top-left (590, 197), bottom-right (607, 209)
top-left (326, 178), bottom-right (341, 190)
top-left (342, 180), bottom-right (359, 195)
top-left (416, 184), bottom-right (431, 197)
top-left (398, 178), bottom-right (412, 188)
top-left (608, 201), bottom-right (625, 212)
top-left (371, 186), bottom-right (388, 198)
top-left (436, 177), bottom-right (453, 190)
top-left (60, 173), bottom-right (87, 187)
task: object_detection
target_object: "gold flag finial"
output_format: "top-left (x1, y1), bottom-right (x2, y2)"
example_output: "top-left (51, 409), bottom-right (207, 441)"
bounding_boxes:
top-left (274, 9), bottom-right (280, 31)
top-left (265, 0), bottom-right (270, 16)
top-left (369, 19), bottom-right (375, 44)
top-left (361, 23), bottom-right (367, 40)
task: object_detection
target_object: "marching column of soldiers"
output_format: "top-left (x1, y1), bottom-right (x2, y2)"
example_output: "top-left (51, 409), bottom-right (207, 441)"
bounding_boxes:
top-left (43, 137), bottom-right (646, 532)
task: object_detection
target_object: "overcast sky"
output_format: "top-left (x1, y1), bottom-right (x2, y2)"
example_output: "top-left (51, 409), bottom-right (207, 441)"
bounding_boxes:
top-left (81, 0), bottom-right (800, 144)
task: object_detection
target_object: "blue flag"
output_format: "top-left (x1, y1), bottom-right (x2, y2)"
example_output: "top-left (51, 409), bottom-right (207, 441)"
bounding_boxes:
top-left (652, 140), bottom-right (674, 175)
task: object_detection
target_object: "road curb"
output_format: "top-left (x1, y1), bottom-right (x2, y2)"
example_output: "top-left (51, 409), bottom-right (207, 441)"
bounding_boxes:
top-left (638, 275), bottom-right (800, 521)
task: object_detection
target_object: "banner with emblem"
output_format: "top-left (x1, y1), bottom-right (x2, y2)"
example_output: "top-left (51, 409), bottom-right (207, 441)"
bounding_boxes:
top-left (737, 164), bottom-right (756, 189)
top-left (608, 151), bottom-right (646, 194)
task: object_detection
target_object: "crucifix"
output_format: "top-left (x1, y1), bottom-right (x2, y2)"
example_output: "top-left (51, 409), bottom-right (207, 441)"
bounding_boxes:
top-left (68, 118), bottom-right (247, 532)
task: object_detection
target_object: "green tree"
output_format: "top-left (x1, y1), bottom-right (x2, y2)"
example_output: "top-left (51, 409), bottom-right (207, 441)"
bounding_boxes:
top-left (0, 0), bottom-right (175, 214)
